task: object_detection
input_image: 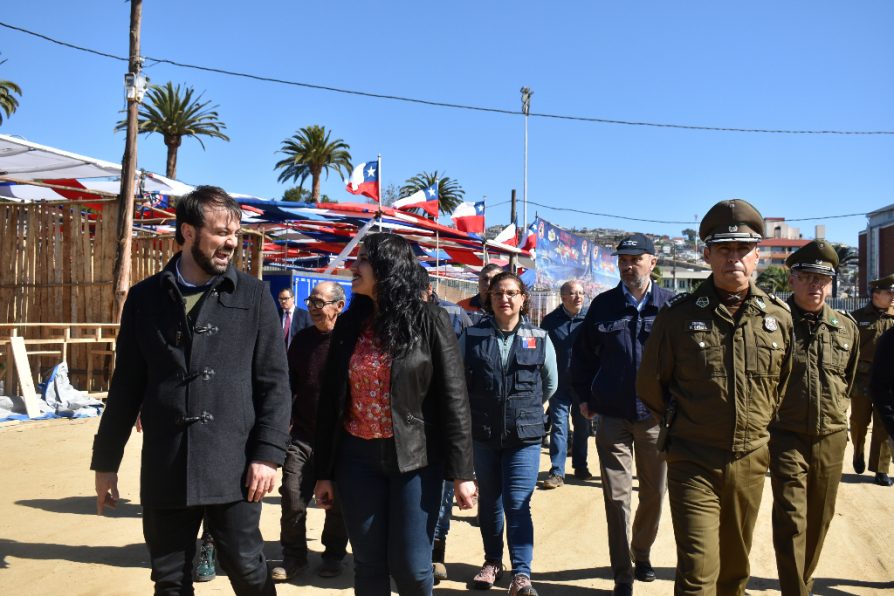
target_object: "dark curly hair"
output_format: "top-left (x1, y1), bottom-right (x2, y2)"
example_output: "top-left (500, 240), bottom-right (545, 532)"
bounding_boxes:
top-left (482, 271), bottom-right (531, 318)
top-left (347, 233), bottom-right (427, 358)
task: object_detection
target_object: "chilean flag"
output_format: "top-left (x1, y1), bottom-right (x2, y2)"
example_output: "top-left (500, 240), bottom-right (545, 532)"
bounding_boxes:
top-left (393, 183), bottom-right (439, 218)
top-left (451, 201), bottom-right (485, 234)
top-left (345, 160), bottom-right (379, 201)
top-left (494, 223), bottom-right (518, 247)
top-left (522, 222), bottom-right (537, 251)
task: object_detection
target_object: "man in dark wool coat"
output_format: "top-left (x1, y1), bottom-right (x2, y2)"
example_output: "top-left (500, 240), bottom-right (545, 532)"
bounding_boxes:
top-left (91, 185), bottom-right (291, 595)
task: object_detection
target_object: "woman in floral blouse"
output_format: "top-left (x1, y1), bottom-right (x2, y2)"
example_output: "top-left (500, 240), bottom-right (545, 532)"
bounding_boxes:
top-left (314, 233), bottom-right (476, 595)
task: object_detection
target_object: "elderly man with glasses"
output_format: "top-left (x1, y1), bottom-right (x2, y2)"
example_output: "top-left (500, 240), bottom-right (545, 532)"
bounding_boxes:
top-left (768, 240), bottom-right (859, 596)
top-left (272, 281), bottom-right (350, 581)
top-left (540, 280), bottom-right (592, 489)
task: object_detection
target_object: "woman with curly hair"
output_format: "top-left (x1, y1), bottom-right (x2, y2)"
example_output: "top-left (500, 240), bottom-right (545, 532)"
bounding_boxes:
top-left (313, 233), bottom-right (477, 595)
top-left (461, 271), bottom-right (557, 596)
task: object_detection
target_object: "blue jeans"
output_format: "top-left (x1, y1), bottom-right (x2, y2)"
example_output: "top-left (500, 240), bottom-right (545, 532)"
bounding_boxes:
top-left (548, 390), bottom-right (591, 476)
top-left (473, 441), bottom-right (540, 577)
top-left (434, 481), bottom-right (454, 541)
top-left (335, 434), bottom-right (442, 595)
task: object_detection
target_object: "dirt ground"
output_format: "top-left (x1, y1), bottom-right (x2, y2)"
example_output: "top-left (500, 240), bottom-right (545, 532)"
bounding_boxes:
top-left (1, 417), bottom-right (893, 596)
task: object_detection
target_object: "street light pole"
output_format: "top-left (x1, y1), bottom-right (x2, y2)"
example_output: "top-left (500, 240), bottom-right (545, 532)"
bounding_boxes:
top-left (520, 87), bottom-right (532, 236)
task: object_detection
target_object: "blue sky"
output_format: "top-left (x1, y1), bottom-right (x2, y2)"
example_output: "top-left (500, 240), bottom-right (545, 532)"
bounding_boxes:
top-left (2, 1), bottom-right (892, 245)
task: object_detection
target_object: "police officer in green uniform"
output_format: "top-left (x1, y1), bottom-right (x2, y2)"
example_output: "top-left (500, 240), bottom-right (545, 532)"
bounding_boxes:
top-left (769, 241), bottom-right (859, 596)
top-left (849, 274), bottom-right (894, 486)
top-left (637, 199), bottom-right (794, 595)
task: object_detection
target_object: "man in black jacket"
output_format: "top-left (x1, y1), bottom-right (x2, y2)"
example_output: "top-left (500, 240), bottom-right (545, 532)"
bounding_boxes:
top-left (571, 233), bottom-right (674, 596)
top-left (92, 186), bottom-right (291, 595)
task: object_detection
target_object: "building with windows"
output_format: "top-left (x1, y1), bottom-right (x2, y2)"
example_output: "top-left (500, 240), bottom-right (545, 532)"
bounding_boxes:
top-left (858, 203), bottom-right (894, 292)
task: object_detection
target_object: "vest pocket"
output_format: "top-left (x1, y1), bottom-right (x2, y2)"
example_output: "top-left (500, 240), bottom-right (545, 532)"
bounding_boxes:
top-left (515, 407), bottom-right (547, 439)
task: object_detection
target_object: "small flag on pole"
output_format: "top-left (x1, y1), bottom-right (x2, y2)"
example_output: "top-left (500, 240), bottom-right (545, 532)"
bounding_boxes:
top-left (345, 160), bottom-right (380, 201)
top-left (451, 201), bottom-right (485, 234)
top-left (393, 183), bottom-right (439, 218)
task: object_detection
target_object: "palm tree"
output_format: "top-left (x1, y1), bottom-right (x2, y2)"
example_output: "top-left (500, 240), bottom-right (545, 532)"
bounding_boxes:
top-left (757, 265), bottom-right (789, 293)
top-left (399, 171), bottom-right (465, 215)
top-left (0, 79), bottom-right (22, 126)
top-left (274, 126), bottom-right (352, 202)
top-left (115, 82), bottom-right (230, 179)
top-left (833, 243), bottom-right (858, 298)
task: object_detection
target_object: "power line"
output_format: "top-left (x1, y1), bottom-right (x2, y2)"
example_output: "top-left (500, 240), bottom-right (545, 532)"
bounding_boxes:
top-left (486, 199), bottom-right (866, 225)
top-left (3, 20), bottom-right (894, 136)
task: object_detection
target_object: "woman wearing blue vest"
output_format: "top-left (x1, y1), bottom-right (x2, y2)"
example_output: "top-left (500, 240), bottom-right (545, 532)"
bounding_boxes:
top-left (461, 271), bottom-right (558, 596)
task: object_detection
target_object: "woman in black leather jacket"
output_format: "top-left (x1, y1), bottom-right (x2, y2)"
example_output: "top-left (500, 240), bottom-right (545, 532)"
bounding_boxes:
top-left (314, 233), bottom-right (476, 596)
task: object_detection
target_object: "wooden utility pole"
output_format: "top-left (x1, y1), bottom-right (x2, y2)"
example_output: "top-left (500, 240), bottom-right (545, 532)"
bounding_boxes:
top-left (509, 189), bottom-right (518, 273)
top-left (112, 0), bottom-right (143, 322)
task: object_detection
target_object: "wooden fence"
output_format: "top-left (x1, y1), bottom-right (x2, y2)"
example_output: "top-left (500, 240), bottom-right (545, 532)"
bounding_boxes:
top-left (0, 201), bottom-right (261, 391)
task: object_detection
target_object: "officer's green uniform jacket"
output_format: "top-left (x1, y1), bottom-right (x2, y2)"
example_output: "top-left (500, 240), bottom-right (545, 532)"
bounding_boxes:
top-left (850, 304), bottom-right (894, 384)
top-left (772, 300), bottom-right (859, 436)
top-left (636, 277), bottom-right (794, 454)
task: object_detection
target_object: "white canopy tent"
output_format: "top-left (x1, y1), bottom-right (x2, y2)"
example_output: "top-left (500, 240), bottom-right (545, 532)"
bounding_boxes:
top-left (0, 133), bottom-right (194, 198)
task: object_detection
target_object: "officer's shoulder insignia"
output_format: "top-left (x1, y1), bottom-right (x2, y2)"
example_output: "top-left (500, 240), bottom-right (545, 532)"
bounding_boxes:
top-left (836, 310), bottom-right (858, 325)
top-left (754, 296), bottom-right (767, 311)
top-left (664, 293), bottom-right (691, 310)
top-left (695, 296), bottom-right (711, 309)
top-left (767, 294), bottom-right (791, 312)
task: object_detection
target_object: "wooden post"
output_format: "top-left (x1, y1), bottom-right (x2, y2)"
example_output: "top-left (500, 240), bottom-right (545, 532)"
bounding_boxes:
top-left (111, 0), bottom-right (143, 323)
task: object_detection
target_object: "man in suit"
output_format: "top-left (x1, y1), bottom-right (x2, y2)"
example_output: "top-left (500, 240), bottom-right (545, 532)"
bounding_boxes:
top-left (277, 287), bottom-right (312, 349)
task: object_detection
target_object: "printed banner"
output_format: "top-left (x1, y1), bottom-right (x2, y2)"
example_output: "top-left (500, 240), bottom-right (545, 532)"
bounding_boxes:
top-left (533, 217), bottom-right (619, 295)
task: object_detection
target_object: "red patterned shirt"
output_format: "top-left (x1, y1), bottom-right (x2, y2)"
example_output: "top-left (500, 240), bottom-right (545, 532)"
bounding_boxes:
top-left (344, 325), bottom-right (394, 439)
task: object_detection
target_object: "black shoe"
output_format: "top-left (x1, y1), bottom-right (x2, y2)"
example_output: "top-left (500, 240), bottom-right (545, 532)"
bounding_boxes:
top-left (574, 467), bottom-right (593, 481)
top-left (854, 453), bottom-right (866, 474)
top-left (874, 472), bottom-right (893, 487)
top-left (613, 582), bottom-right (633, 595)
top-left (634, 560), bottom-right (656, 582)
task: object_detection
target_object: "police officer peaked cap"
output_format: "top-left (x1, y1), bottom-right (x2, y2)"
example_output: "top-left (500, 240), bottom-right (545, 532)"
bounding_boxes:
top-left (786, 240), bottom-right (838, 277)
top-left (870, 274), bottom-right (894, 291)
top-left (612, 233), bottom-right (655, 256)
top-left (699, 199), bottom-right (764, 244)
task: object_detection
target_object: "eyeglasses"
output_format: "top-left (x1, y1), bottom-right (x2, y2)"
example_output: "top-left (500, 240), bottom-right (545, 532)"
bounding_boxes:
top-left (491, 290), bottom-right (523, 299)
top-left (278, 296), bottom-right (293, 302)
top-left (304, 297), bottom-right (339, 309)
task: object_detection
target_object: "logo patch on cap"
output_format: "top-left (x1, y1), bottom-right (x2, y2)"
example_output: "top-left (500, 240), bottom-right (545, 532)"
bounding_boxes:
top-left (729, 225), bottom-right (738, 232)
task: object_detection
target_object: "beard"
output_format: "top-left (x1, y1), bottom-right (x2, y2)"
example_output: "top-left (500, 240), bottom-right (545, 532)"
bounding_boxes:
top-left (622, 272), bottom-right (648, 293)
top-left (192, 242), bottom-right (231, 276)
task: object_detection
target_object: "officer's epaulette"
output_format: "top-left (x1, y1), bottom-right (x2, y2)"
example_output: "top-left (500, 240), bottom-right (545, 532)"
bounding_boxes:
top-left (767, 294), bottom-right (790, 312)
top-left (663, 293), bottom-right (691, 310)
top-left (836, 309), bottom-right (858, 325)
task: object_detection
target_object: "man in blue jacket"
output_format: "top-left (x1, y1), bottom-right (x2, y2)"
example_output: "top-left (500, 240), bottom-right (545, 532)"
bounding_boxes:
top-left (571, 233), bottom-right (674, 596)
top-left (540, 280), bottom-right (592, 488)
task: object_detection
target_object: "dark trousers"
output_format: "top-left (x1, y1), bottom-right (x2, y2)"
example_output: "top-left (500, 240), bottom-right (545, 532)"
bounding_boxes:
top-left (335, 433), bottom-right (442, 596)
top-left (142, 501), bottom-right (275, 596)
top-left (280, 439), bottom-right (348, 562)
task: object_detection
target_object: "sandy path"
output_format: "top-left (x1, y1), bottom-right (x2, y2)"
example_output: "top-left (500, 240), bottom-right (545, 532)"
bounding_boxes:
top-left (1, 418), bottom-right (892, 595)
